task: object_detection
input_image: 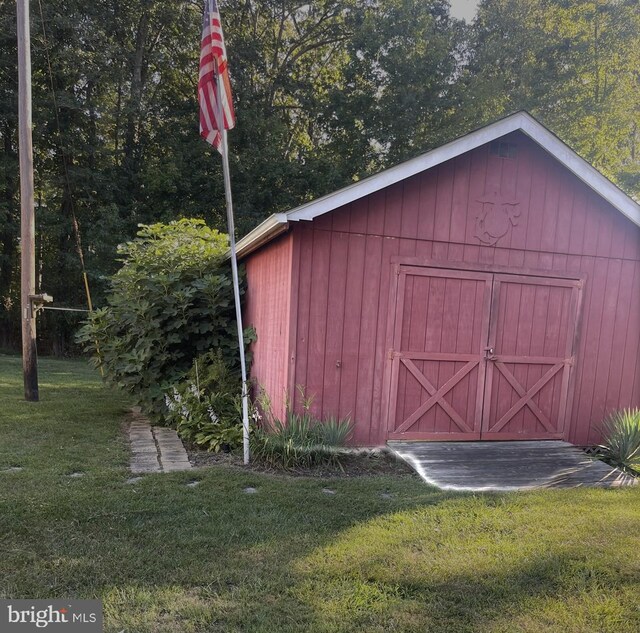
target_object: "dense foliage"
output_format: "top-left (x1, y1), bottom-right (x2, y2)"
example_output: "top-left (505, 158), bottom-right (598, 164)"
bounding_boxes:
top-left (76, 219), bottom-right (251, 420)
top-left (1, 0), bottom-right (638, 354)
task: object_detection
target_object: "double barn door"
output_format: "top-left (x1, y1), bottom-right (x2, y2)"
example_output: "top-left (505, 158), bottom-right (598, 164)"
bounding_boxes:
top-left (386, 265), bottom-right (582, 440)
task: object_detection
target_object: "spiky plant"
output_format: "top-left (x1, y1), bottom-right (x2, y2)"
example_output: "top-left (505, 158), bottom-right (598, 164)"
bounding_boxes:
top-left (598, 408), bottom-right (640, 476)
top-left (315, 416), bottom-right (352, 446)
top-left (251, 412), bottom-right (353, 470)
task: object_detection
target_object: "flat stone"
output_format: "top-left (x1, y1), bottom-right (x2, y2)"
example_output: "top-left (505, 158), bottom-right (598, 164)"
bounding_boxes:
top-left (131, 464), bottom-right (161, 474)
top-left (157, 446), bottom-right (185, 456)
top-left (130, 438), bottom-right (155, 444)
top-left (130, 442), bottom-right (155, 450)
top-left (380, 492), bottom-right (393, 499)
top-left (68, 472), bottom-right (85, 478)
top-left (244, 487), bottom-right (258, 494)
top-left (129, 431), bottom-right (154, 438)
top-left (156, 438), bottom-right (186, 445)
top-left (131, 453), bottom-right (158, 462)
top-left (154, 434), bottom-right (182, 444)
top-left (131, 457), bottom-right (160, 467)
top-left (159, 450), bottom-right (189, 461)
top-left (1, 467), bottom-right (23, 473)
top-left (155, 436), bottom-right (183, 444)
top-left (161, 457), bottom-right (190, 465)
top-left (125, 476), bottom-right (144, 484)
top-left (156, 442), bottom-right (184, 450)
top-left (162, 462), bottom-right (191, 472)
top-left (131, 446), bottom-right (158, 455)
top-left (322, 488), bottom-right (336, 495)
top-left (186, 480), bottom-right (200, 488)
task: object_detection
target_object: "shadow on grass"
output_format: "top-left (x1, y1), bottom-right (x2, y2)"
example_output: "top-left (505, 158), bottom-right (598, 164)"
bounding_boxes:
top-left (1, 355), bottom-right (638, 632)
top-left (295, 550), bottom-right (639, 633)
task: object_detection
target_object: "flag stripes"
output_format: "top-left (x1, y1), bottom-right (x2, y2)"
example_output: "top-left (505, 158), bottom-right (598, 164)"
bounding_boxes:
top-left (199, 0), bottom-right (235, 151)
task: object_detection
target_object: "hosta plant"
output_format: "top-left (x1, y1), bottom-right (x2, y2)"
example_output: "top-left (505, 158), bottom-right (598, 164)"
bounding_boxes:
top-left (165, 351), bottom-right (258, 453)
top-left (598, 408), bottom-right (640, 476)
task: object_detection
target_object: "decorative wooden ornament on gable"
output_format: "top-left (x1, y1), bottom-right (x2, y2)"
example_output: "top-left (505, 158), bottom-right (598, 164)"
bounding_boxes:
top-left (474, 190), bottom-right (521, 246)
top-left (235, 112), bottom-right (640, 259)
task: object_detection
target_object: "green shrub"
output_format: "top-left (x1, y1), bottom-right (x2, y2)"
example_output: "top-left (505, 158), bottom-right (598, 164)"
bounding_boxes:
top-left (76, 219), bottom-right (253, 421)
top-left (251, 394), bottom-right (352, 469)
top-left (165, 351), bottom-right (252, 452)
top-left (598, 408), bottom-right (640, 476)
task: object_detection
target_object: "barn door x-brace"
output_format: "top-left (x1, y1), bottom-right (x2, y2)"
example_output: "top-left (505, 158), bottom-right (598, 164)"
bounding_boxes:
top-left (385, 265), bottom-right (583, 441)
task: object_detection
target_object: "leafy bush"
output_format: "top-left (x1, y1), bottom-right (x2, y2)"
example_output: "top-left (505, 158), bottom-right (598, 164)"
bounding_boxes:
top-left (598, 408), bottom-right (640, 476)
top-left (251, 394), bottom-right (352, 469)
top-left (76, 219), bottom-right (253, 420)
top-left (165, 351), bottom-right (253, 452)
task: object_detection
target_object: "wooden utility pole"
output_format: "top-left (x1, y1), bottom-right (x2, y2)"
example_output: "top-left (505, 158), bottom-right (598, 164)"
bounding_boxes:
top-left (17, 0), bottom-right (39, 401)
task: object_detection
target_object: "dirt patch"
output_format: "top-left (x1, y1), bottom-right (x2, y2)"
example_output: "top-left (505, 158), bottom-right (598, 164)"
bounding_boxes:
top-left (185, 444), bottom-right (416, 478)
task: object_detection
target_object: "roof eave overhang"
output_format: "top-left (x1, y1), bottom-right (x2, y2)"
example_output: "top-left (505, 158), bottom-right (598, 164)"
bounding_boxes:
top-left (233, 213), bottom-right (289, 259)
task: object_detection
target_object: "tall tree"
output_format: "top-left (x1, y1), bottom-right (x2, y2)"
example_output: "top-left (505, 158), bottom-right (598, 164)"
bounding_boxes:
top-left (459, 0), bottom-right (640, 196)
top-left (1, 0), bottom-right (637, 355)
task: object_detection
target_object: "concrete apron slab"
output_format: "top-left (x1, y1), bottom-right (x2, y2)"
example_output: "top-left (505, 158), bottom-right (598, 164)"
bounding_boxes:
top-left (387, 440), bottom-right (637, 491)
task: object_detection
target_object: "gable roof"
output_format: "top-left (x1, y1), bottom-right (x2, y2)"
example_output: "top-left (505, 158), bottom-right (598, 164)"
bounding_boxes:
top-left (236, 111), bottom-right (640, 258)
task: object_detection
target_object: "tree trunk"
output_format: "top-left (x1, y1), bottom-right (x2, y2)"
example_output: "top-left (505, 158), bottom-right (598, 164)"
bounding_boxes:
top-left (123, 8), bottom-right (150, 173)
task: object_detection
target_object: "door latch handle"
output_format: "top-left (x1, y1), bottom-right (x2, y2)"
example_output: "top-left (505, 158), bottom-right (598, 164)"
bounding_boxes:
top-left (484, 347), bottom-right (496, 360)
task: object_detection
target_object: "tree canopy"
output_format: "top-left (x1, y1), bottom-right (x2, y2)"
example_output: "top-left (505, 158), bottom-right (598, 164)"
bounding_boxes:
top-left (1, 0), bottom-right (638, 353)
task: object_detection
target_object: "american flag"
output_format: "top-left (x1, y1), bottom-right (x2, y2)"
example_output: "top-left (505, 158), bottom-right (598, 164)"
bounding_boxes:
top-left (199, 0), bottom-right (235, 152)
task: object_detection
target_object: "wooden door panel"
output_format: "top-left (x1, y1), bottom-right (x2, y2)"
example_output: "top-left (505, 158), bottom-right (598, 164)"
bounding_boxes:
top-left (387, 267), bottom-right (492, 440)
top-left (385, 265), bottom-right (582, 442)
top-left (481, 275), bottom-right (581, 439)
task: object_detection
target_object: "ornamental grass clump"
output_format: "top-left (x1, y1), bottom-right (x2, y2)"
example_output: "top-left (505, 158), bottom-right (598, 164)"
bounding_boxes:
top-left (251, 392), bottom-right (352, 469)
top-left (598, 408), bottom-right (640, 476)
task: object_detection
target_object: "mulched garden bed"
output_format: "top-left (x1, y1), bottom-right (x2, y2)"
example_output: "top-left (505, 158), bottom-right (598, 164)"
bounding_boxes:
top-left (185, 444), bottom-right (417, 478)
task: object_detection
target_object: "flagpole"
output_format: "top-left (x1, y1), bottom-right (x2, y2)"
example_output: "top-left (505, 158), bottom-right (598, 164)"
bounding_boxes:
top-left (215, 70), bottom-right (250, 465)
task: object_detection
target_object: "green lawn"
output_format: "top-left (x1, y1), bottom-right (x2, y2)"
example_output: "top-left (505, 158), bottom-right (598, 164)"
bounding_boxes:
top-left (1, 354), bottom-right (639, 633)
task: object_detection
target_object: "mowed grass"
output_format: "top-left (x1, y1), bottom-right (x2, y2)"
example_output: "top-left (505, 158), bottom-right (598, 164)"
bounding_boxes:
top-left (0, 355), bottom-right (639, 633)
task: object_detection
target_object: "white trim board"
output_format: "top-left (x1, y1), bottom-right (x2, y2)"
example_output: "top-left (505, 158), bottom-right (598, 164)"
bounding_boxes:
top-left (236, 111), bottom-right (640, 258)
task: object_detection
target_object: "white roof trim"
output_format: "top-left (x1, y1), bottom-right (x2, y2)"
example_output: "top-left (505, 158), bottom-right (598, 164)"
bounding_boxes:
top-left (237, 111), bottom-right (640, 257)
top-left (232, 213), bottom-right (288, 258)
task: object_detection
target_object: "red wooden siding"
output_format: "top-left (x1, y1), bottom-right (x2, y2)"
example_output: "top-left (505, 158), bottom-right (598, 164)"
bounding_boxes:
top-left (247, 131), bottom-right (640, 445)
top-left (244, 233), bottom-right (293, 421)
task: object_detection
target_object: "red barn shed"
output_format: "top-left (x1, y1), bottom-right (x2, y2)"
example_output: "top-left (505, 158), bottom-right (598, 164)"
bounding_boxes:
top-left (239, 112), bottom-right (640, 447)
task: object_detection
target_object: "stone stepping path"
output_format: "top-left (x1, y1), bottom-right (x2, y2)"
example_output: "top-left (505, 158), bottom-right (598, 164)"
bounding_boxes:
top-left (129, 409), bottom-right (191, 474)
